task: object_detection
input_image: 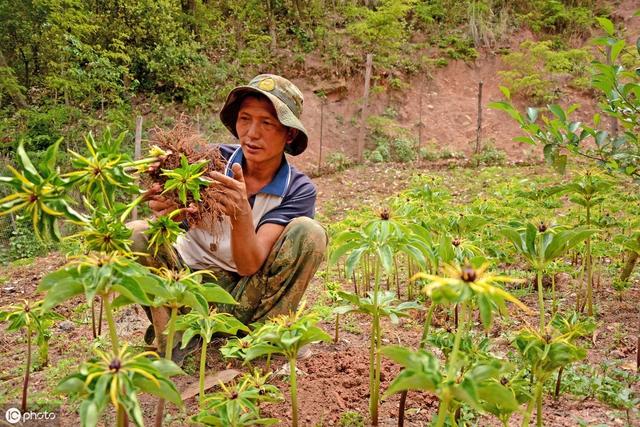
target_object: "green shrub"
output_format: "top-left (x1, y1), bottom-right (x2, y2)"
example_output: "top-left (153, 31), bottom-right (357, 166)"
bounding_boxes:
top-left (517, 0), bottom-right (596, 38)
top-left (8, 217), bottom-right (55, 261)
top-left (326, 151), bottom-right (352, 172)
top-left (499, 40), bottom-right (593, 104)
top-left (366, 115), bottom-right (416, 163)
top-left (438, 34), bottom-right (478, 61)
top-left (392, 138), bottom-right (416, 162)
top-left (471, 140), bottom-right (507, 166)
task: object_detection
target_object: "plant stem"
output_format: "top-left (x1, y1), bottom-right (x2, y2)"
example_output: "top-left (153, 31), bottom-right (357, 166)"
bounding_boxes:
top-left (334, 313), bottom-right (340, 344)
top-left (199, 339), bottom-right (207, 407)
top-left (436, 304), bottom-right (466, 427)
top-left (576, 255), bottom-right (586, 311)
top-left (91, 301), bottom-right (97, 339)
top-left (585, 205), bottom-right (593, 316)
top-left (434, 395), bottom-right (449, 427)
top-left (420, 304), bottom-right (435, 348)
top-left (521, 380), bottom-right (544, 427)
top-left (103, 293), bottom-right (120, 353)
top-left (21, 326), bottom-right (31, 412)
top-left (537, 270), bottom-right (545, 333)
top-left (98, 296), bottom-right (103, 336)
top-left (155, 306), bottom-right (178, 427)
top-left (536, 383), bottom-right (543, 427)
top-left (289, 358), bottom-right (299, 427)
top-left (369, 260), bottom-right (381, 425)
top-left (398, 391), bottom-right (407, 427)
top-left (554, 367), bottom-right (563, 400)
top-left (117, 405), bottom-right (127, 427)
top-left (399, 303), bottom-right (436, 426)
top-left (551, 272), bottom-right (557, 315)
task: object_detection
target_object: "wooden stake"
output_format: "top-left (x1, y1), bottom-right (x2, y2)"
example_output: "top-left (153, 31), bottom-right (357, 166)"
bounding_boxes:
top-left (418, 82), bottom-right (424, 158)
top-left (475, 80), bottom-right (483, 154)
top-left (356, 54), bottom-right (373, 163)
top-left (318, 100), bottom-right (324, 173)
top-left (132, 116), bottom-right (143, 221)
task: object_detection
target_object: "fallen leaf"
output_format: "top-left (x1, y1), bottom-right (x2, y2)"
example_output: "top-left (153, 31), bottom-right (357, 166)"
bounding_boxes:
top-left (180, 369), bottom-right (241, 401)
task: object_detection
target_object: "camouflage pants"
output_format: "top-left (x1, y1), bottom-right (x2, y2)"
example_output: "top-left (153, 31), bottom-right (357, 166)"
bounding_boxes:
top-left (129, 217), bottom-right (328, 326)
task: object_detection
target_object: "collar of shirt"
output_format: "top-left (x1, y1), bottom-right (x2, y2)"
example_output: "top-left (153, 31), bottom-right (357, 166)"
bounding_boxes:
top-left (224, 146), bottom-right (291, 197)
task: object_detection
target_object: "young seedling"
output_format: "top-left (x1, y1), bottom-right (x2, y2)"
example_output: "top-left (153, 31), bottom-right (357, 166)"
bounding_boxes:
top-left (244, 304), bottom-right (331, 427)
top-left (330, 208), bottom-right (429, 425)
top-left (502, 222), bottom-right (595, 332)
top-left (147, 267), bottom-right (236, 427)
top-left (515, 312), bottom-right (595, 427)
top-left (0, 300), bottom-right (62, 412)
top-left (334, 290), bottom-right (420, 424)
top-left (548, 170), bottom-right (612, 315)
top-left (57, 343), bottom-right (183, 427)
top-left (383, 261), bottom-right (529, 427)
top-left (0, 140), bottom-right (85, 240)
top-left (193, 371), bottom-right (282, 426)
top-left (65, 130), bottom-right (138, 209)
top-left (161, 154), bottom-right (211, 206)
top-left (175, 307), bottom-right (249, 406)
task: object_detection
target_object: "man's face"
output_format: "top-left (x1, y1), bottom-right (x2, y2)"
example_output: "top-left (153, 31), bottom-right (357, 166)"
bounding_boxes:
top-left (235, 96), bottom-right (294, 165)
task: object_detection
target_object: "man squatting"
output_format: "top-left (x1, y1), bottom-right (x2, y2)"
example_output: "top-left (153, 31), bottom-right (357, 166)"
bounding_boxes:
top-left (128, 74), bottom-right (328, 360)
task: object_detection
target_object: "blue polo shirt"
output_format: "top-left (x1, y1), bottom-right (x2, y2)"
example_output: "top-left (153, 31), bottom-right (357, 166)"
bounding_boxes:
top-left (175, 144), bottom-right (317, 272)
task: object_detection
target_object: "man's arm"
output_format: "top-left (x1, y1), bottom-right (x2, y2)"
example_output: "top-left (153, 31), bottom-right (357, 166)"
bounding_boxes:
top-left (227, 212), bottom-right (284, 276)
top-left (209, 163), bottom-right (284, 276)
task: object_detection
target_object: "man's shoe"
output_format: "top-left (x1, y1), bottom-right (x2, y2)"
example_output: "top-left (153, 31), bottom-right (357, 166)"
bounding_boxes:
top-left (144, 325), bottom-right (155, 346)
top-left (160, 336), bottom-right (202, 366)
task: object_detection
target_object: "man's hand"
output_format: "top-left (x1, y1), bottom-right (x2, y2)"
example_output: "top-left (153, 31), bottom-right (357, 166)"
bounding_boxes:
top-left (208, 163), bottom-right (252, 219)
top-left (145, 183), bottom-right (198, 222)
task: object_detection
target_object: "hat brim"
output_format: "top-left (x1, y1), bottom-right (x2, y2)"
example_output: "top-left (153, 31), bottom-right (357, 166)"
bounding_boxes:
top-left (219, 86), bottom-right (308, 156)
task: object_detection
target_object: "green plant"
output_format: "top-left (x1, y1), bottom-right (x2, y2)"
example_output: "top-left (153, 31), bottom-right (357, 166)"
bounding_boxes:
top-left (339, 410), bottom-right (365, 427)
top-left (326, 151), bottom-right (351, 172)
top-left (514, 312), bottom-right (596, 427)
top-left (547, 170), bottom-right (612, 315)
top-left (499, 41), bottom-right (592, 103)
top-left (384, 261), bottom-right (528, 427)
top-left (502, 222), bottom-right (595, 332)
top-left (175, 308), bottom-right (249, 406)
top-left (470, 141), bottom-right (507, 167)
top-left (57, 344), bottom-right (183, 427)
top-left (193, 370), bottom-right (282, 426)
top-left (330, 208), bottom-right (430, 424)
top-left (65, 130), bottom-right (137, 207)
top-left (490, 18), bottom-right (639, 181)
top-left (147, 267), bottom-right (236, 426)
top-left (8, 216), bottom-right (54, 260)
top-left (0, 300), bottom-right (62, 412)
top-left (244, 304), bottom-right (331, 427)
top-left (161, 155), bottom-right (210, 205)
top-left (0, 140), bottom-right (85, 241)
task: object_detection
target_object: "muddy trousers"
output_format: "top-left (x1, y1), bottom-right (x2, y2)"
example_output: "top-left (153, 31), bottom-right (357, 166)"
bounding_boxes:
top-left (128, 217), bottom-right (328, 349)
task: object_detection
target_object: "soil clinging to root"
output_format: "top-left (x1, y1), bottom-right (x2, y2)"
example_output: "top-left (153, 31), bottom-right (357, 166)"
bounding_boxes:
top-left (147, 118), bottom-right (229, 235)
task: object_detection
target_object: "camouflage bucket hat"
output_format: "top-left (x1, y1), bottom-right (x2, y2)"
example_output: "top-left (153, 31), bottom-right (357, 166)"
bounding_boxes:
top-left (219, 74), bottom-right (308, 156)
